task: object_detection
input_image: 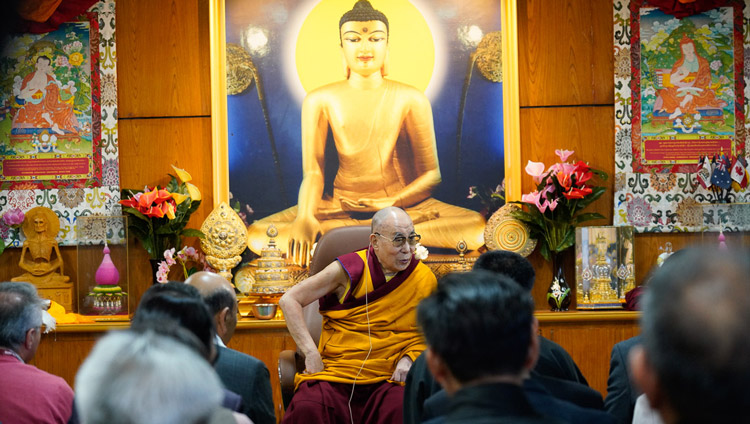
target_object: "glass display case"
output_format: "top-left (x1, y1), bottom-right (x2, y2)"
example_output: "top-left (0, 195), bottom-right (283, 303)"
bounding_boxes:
top-left (76, 215), bottom-right (130, 320)
top-left (575, 226), bottom-right (635, 310)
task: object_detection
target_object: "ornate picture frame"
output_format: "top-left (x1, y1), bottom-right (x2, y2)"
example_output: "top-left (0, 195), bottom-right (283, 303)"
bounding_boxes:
top-left (209, 0), bottom-right (521, 256)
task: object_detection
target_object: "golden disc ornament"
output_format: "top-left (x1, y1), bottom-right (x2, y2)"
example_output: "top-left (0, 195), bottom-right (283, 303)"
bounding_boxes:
top-left (483, 204), bottom-right (536, 257)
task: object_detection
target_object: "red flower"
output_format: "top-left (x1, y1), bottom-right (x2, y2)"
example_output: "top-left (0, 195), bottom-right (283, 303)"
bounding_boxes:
top-left (138, 187), bottom-right (159, 210)
top-left (557, 171), bottom-right (572, 191)
top-left (563, 186), bottom-right (593, 199)
top-left (119, 197), bottom-right (138, 209)
top-left (574, 170), bottom-right (593, 186)
top-left (143, 205), bottom-right (165, 218)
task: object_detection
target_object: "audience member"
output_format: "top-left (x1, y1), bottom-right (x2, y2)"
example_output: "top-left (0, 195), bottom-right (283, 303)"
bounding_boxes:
top-left (186, 271), bottom-right (275, 424)
top-left (131, 285), bottom-right (246, 416)
top-left (417, 270), bottom-right (565, 424)
top-left (405, 250), bottom-right (607, 424)
top-left (603, 335), bottom-right (642, 424)
top-left (631, 394), bottom-right (664, 424)
top-left (75, 329), bottom-right (224, 424)
top-left (629, 247), bottom-right (750, 424)
top-left (473, 251), bottom-right (589, 386)
top-left (0, 281), bottom-right (74, 424)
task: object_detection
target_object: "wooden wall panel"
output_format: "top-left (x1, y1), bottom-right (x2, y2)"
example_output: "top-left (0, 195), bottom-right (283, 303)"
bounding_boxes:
top-left (518, 0), bottom-right (614, 107)
top-left (116, 0), bottom-right (211, 118)
top-left (520, 106), bottom-right (615, 309)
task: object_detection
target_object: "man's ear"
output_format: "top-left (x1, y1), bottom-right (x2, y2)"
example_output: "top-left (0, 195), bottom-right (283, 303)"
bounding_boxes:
top-left (426, 347), bottom-right (461, 395)
top-left (23, 327), bottom-right (36, 351)
top-left (216, 307), bottom-right (230, 336)
top-left (630, 345), bottom-right (664, 411)
top-left (524, 317), bottom-right (540, 373)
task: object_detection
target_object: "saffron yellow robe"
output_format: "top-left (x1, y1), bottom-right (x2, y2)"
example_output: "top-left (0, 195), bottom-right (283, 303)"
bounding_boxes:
top-left (294, 247), bottom-right (436, 389)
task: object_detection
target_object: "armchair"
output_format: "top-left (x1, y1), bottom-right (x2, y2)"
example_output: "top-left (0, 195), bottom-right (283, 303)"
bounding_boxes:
top-left (277, 225), bottom-right (372, 409)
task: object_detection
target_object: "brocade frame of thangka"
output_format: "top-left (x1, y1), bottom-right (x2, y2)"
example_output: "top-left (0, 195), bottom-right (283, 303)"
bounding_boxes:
top-left (613, 0), bottom-right (750, 232)
top-left (0, 0), bottom-right (120, 246)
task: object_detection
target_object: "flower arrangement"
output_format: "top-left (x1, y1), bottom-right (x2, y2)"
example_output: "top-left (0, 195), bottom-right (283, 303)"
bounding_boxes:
top-left (119, 165), bottom-right (203, 260)
top-left (0, 208), bottom-right (25, 255)
top-left (155, 246), bottom-right (213, 283)
top-left (512, 149), bottom-right (608, 261)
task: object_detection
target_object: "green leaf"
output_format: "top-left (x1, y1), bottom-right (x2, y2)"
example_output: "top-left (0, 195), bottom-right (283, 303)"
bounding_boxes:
top-left (181, 228), bottom-right (204, 238)
top-left (0, 238), bottom-right (5, 256)
top-left (574, 212), bottom-right (606, 224)
top-left (122, 207), bottom-right (149, 222)
top-left (539, 242), bottom-right (551, 262)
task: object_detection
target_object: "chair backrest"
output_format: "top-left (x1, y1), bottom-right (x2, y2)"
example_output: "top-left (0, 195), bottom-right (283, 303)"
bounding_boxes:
top-left (301, 225), bottom-right (372, 347)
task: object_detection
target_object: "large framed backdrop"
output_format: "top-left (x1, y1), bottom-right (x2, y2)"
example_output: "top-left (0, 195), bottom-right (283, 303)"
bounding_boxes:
top-left (0, 0), bottom-right (120, 246)
top-left (613, 0), bottom-right (750, 232)
top-left (209, 0), bottom-right (521, 260)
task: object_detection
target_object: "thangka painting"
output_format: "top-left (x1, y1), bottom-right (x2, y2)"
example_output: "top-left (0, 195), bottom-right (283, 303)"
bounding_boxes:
top-left (613, 0), bottom-right (750, 232)
top-left (0, 0), bottom-right (120, 245)
top-left (225, 0), bottom-right (507, 261)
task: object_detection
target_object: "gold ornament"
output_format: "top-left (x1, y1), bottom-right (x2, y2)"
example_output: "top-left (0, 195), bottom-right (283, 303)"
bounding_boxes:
top-left (483, 204), bottom-right (537, 257)
top-left (475, 31), bottom-right (502, 83)
top-left (226, 43), bottom-right (256, 95)
top-left (199, 202), bottom-right (247, 282)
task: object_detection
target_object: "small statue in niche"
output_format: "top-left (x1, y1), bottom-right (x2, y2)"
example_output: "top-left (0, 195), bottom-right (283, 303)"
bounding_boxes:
top-left (11, 206), bottom-right (70, 287)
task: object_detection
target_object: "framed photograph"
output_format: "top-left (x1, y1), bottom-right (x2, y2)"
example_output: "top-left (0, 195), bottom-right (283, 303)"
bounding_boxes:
top-left (210, 0), bottom-right (520, 259)
top-left (0, 0), bottom-right (120, 245)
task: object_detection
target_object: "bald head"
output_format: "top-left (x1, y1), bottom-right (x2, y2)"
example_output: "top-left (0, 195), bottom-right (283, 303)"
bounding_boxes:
top-left (185, 272), bottom-right (238, 344)
top-left (371, 207), bottom-right (411, 234)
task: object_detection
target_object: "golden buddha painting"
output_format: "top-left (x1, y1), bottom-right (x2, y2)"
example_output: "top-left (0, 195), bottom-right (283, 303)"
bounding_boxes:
top-left (219, 0), bottom-right (512, 265)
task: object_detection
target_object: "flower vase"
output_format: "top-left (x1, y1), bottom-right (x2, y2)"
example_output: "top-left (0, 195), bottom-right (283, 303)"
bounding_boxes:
top-left (149, 259), bottom-right (161, 285)
top-left (547, 251), bottom-right (571, 311)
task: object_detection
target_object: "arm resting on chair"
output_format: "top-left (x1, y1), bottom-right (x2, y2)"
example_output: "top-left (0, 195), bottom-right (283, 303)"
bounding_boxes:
top-left (279, 260), bottom-right (350, 374)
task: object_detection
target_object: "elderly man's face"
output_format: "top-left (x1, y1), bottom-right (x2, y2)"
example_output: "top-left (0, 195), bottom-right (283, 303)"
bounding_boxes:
top-left (372, 213), bottom-right (416, 275)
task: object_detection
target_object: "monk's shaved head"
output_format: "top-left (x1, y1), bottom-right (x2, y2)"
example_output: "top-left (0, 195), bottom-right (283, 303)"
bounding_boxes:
top-left (371, 207), bottom-right (410, 234)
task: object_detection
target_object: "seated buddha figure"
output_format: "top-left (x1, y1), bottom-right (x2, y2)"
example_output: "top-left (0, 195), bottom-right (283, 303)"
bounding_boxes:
top-left (11, 207), bottom-right (70, 287)
top-left (12, 56), bottom-right (80, 135)
top-left (248, 0), bottom-right (486, 265)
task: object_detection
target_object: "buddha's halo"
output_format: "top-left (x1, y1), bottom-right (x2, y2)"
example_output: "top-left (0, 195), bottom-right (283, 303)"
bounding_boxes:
top-left (283, 0), bottom-right (445, 104)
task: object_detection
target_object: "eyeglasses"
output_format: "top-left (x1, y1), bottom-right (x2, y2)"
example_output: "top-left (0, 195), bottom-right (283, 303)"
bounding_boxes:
top-left (374, 232), bottom-right (421, 248)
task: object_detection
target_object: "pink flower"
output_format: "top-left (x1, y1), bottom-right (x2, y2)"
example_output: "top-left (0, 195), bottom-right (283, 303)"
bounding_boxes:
top-left (467, 186), bottom-right (478, 199)
top-left (163, 248), bottom-right (177, 266)
top-left (2, 208), bottom-right (25, 227)
top-left (183, 246), bottom-right (198, 261)
top-left (541, 183), bottom-right (555, 200)
top-left (548, 198), bottom-right (559, 211)
top-left (521, 191), bottom-right (542, 205)
top-left (525, 160), bottom-right (547, 183)
top-left (555, 149), bottom-right (574, 162)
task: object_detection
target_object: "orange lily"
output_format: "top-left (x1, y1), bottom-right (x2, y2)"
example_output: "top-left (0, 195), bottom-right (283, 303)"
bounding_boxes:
top-left (138, 187), bottom-right (159, 209)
